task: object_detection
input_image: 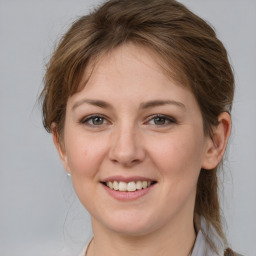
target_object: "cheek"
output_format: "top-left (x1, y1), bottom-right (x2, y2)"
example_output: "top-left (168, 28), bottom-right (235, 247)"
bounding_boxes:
top-left (64, 133), bottom-right (109, 207)
top-left (144, 132), bottom-right (205, 220)
top-left (148, 130), bottom-right (204, 182)
top-left (64, 132), bottom-right (108, 177)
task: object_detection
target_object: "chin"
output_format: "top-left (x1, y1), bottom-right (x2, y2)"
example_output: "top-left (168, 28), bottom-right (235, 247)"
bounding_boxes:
top-left (108, 222), bottom-right (154, 237)
top-left (95, 210), bottom-right (159, 237)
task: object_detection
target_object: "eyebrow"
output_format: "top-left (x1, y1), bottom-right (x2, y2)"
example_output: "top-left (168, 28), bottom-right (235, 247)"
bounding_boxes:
top-left (72, 99), bottom-right (113, 111)
top-left (140, 100), bottom-right (186, 110)
top-left (72, 99), bottom-right (186, 111)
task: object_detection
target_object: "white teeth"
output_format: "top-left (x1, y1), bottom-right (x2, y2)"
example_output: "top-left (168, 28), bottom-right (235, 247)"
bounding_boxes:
top-left (119, 181), bottom-right (127, 191)
top-left (142, 181), bottom-right (148, 189)
top-left (136, 181), bottom-right (142, 190)
top-left (127, 181), bottom-right (136, 192)
top-left (105, 180), bottom-right (154, 192)
top-left (107, 181), bottom-right (113, 189)
top-left (113, 181), bottom-right (119, 190)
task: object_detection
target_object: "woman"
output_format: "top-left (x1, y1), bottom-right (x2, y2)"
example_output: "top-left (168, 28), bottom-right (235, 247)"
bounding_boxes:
top-left (40, 0), bottom-right (242, 255)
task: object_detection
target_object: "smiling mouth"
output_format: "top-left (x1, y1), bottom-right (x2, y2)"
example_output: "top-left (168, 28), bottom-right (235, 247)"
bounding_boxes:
top-left (102, 180), bottom-right (157, 192)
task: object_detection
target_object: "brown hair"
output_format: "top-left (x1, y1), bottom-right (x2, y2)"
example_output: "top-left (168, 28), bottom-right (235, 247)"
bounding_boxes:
top-left (40, 0), bottom-right (234, 253)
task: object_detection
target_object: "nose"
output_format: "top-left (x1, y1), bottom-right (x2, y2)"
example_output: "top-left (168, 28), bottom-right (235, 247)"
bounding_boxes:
top-left (108, 124), bottom-right (146, 167)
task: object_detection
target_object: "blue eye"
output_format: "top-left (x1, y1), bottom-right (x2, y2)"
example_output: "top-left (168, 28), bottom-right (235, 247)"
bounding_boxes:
top-left (148, 115), bottom-right (176, 126)
top-left (81, 115), bottom-right (107, 126)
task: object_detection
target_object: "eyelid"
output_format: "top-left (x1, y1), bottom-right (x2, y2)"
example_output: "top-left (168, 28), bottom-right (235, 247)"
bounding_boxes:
top-left (145, 114), bottom-right (177, 126)
top-left (80, 114), bottom-right (110, 126)
top-left (79, 113), bottom-right (176, 127)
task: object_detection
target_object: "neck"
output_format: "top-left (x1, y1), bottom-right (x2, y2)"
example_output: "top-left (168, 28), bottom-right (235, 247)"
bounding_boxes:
top-left (87, 215), bottom-right (196, 256)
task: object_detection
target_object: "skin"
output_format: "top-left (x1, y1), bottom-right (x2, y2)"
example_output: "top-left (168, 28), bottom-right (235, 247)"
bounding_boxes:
top-left (53, 43), bottom-right (231, 256)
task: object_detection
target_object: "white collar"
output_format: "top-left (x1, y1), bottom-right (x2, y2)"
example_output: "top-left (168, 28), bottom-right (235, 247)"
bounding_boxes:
top-left (79, 218), bottom-right (225, 256)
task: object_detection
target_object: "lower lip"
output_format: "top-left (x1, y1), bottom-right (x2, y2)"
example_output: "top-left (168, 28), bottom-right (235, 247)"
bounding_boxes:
top-left (101, 183), bottom-right (155, 201)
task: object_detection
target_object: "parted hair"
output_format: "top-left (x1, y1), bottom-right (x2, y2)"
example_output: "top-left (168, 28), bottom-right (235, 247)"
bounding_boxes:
top-left (41, 0), bottom-right (235, 254)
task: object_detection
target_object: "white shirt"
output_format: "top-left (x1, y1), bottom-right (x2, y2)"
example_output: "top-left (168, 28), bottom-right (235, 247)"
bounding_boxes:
top-left (78, 230), bottom-right (225, 256)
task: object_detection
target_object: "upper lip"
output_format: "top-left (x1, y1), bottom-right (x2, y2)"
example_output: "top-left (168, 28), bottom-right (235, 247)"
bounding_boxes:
top-left (101, 176), bottom-right (156, 183)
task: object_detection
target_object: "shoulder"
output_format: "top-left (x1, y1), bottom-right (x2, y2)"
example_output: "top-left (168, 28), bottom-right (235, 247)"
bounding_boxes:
top-left (78, 238), bottom-right (93, 256)
top-left (194, 216), bottom-right (244, 256)
top-left (224, 248), bottom-right (244, 256)
top-left (78, 247), bottom-right (86, 256)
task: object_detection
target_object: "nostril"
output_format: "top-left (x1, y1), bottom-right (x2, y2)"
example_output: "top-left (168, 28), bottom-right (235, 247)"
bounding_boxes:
top-left (108, 134), bottom-right (146, 166)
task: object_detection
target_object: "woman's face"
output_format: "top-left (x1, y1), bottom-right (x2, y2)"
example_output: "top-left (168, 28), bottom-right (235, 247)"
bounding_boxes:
top-left (56, 43), bottom-right (215, 236)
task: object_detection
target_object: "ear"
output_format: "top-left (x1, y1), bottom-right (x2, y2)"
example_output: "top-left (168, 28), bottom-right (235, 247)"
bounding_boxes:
top-left (51, 123), bottom-right (71, 174)
top-left (201, 112), bottom-right (231, 170)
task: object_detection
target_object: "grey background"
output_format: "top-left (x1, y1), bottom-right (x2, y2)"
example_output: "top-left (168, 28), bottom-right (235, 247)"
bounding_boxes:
top-left (0, 0), bottom-right (255, 255)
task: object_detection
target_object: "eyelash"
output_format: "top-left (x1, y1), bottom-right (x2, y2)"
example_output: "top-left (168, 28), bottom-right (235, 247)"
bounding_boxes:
top-left (79, 114), bottom-right (176, 128)
top-left (80, 114), bottom-right (109, 127)
top-left (146, 114), bottom-right (176, 126)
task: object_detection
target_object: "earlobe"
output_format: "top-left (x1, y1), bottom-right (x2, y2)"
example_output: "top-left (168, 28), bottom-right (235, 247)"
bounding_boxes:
top-left (202, 112), bottom-right (231, 170)
top-left (51, 123), bottom-right (71, 174)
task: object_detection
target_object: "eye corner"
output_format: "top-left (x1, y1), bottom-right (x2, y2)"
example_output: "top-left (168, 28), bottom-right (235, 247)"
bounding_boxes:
top-left (79, 114), bottom-right (111, 128)
top-left (145, 114), bottom-right (177, 127)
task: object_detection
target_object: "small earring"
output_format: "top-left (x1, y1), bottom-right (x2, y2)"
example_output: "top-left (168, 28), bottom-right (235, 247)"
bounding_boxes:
top-left (67, 172), bottom-right (71, 177)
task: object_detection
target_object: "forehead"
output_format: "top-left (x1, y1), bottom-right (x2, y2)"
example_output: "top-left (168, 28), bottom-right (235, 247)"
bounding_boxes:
top-left (77, 42), bottom-right (189, 95)
top-left (67, 43), bottom-right (198, 114)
